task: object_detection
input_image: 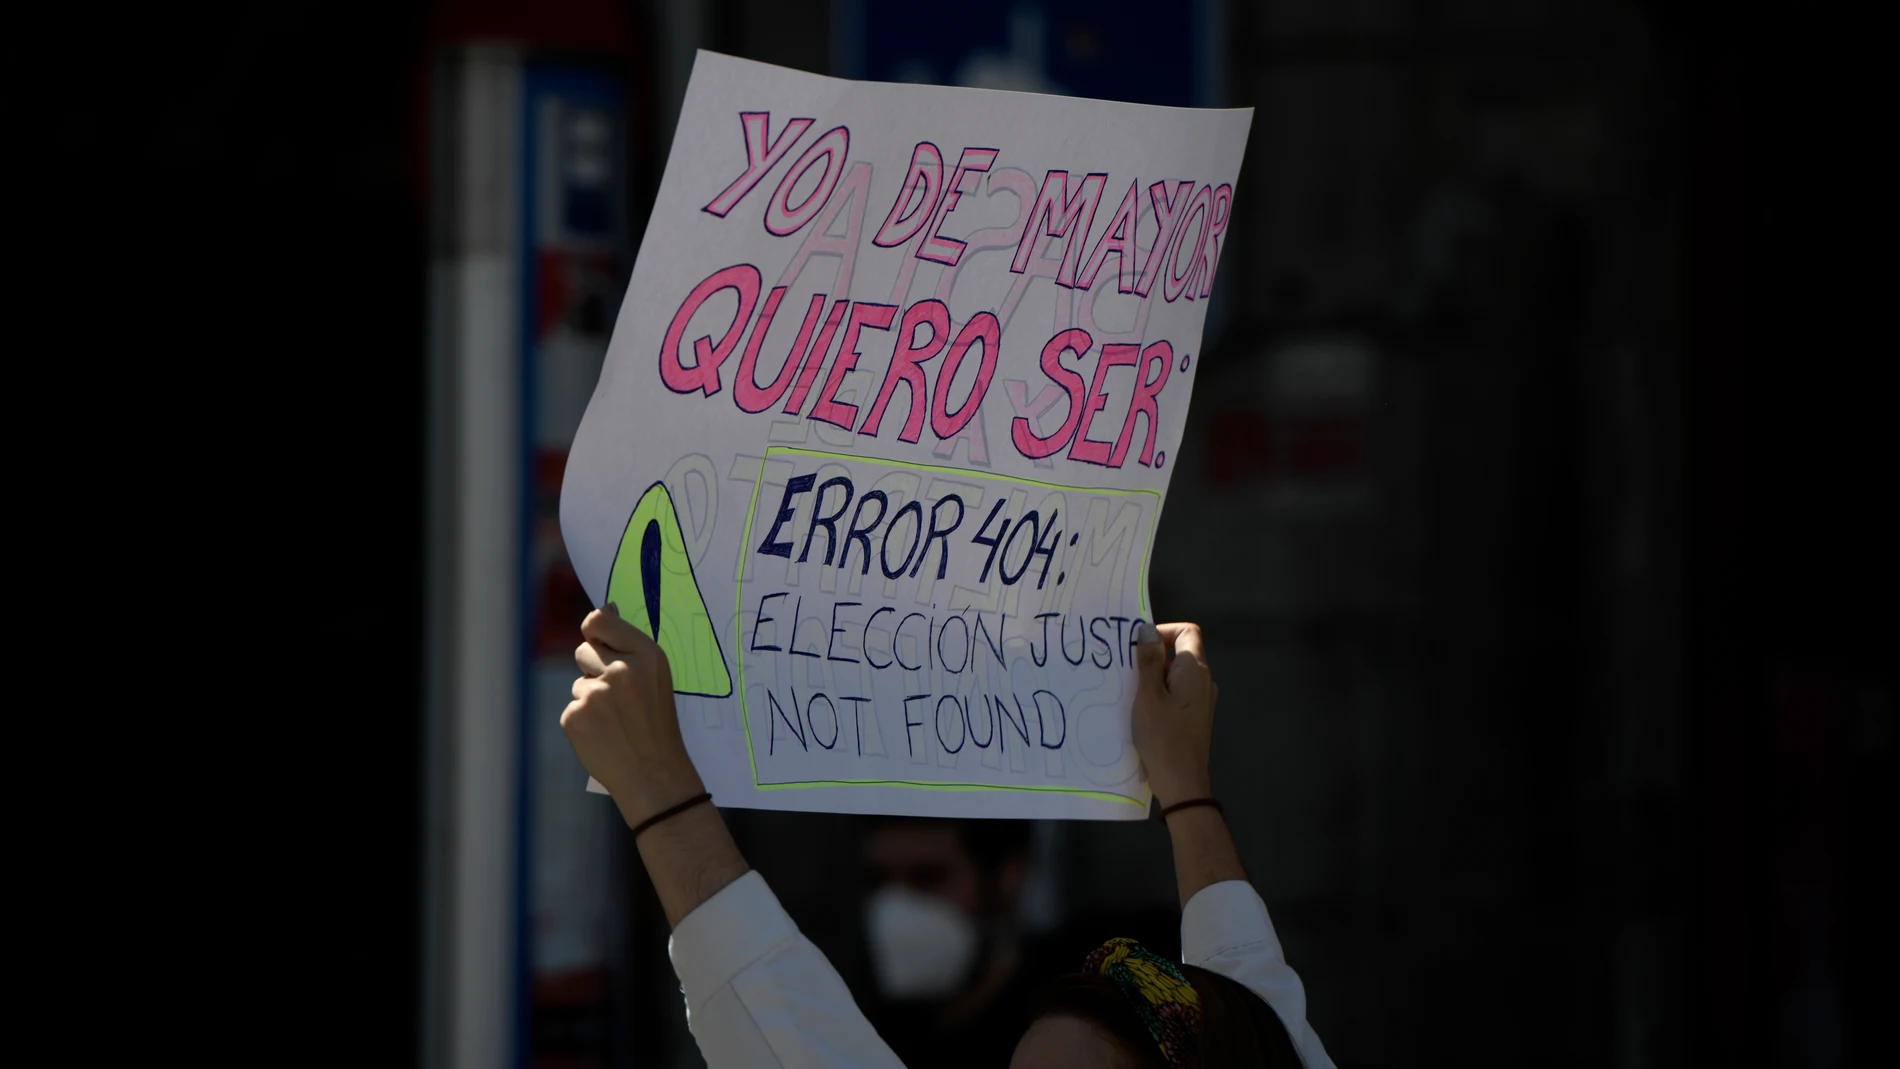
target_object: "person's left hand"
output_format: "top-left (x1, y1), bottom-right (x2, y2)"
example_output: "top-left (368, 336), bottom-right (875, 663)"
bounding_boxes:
top-left (562, 606), bottom-right (706, 828)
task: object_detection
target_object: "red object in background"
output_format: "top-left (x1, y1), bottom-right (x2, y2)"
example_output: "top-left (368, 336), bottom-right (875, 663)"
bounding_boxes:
top-left (538, 253), bottom-right (576, 337)
top-left (1208, 406), bottom-right (1365, 487)
top-left (536, 560), bottom-right (593, 658)
top-left (535, 450), bottom-right (595, 659)
top-left (1284, 413), bottom-right (1363, 475)
top-left (537, 449), bottom-right (569, 492)
top-left (532, 969), bottom-right (608, 1005)
top-left (1209, 408), bottom-right (1271, 484)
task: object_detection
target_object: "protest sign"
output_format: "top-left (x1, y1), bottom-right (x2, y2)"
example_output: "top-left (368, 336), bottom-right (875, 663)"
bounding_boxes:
top-left (562, 52), bottom-right (1251, 819)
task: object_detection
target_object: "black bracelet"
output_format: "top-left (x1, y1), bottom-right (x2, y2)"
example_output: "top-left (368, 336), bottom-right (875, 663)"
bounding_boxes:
top-left (630, 791), bottom-right (713, 839)
top-left (1157, 796), bottom-right (1223, 820)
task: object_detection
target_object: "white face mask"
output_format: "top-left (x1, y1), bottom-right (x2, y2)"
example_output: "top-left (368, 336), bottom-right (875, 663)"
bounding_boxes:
top-left (864, 885), bottom-right (980, 1000)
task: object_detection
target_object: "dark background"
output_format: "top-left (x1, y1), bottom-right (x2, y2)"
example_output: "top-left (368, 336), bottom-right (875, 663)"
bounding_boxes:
top-left (57, 1), bottom-right (1891, 1066)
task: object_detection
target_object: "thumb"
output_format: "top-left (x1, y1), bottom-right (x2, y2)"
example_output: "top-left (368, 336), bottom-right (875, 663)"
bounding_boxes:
top-left (1134, 620), bottom-right (1167, 697)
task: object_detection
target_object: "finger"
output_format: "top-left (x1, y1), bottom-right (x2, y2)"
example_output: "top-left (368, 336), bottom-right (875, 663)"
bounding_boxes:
top-left (1162, 622), bottom-right (1206, 666)
top-left (575, 641), bottom-right (619, 678)
top-left (1133, 620), bottom-right (1167, 698)
top-left (1156, 623), bottom-right (1207, 668)
top-left (1161, 623), bottom-right (1208, 692)
top-left (582, 603), bottom-right (659, 656)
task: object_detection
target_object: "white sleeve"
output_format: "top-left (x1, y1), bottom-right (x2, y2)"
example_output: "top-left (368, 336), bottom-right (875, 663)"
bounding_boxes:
top-left (1180, 880), bottom-right (1337, 1069)
top-left (666, 870), bottom-right (906, 1069)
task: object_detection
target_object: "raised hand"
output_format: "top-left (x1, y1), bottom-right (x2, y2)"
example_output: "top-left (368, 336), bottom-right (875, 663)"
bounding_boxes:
top-left (563, 605), bottom-right (707, 829)
top-left (1131, 621), bottom-right (1219, 807)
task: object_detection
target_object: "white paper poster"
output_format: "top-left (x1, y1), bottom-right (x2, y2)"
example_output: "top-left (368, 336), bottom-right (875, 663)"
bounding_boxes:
top-left (562, 52), bottom-right (1252, 819)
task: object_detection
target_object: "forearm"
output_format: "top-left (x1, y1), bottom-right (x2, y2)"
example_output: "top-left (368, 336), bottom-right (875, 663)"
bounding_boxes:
top-left (1163, 805), bottom-right (1247, 908)
top-left (564, 615), bottom-right (753, 931)
top-left (603, 762), bottom-right (750, 928)
top-left (632, 799), bottom-right (751, 927)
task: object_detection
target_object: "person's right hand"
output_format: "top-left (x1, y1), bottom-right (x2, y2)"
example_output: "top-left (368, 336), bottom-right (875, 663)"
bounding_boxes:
top-left (562, 605), bottom-right (707, 829)
top-left (1131, 621), bottom-right (1219, 807)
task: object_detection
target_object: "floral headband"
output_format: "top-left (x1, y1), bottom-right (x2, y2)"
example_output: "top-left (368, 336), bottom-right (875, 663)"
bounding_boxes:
top-left (1082, 937), bottom-right (1203, 1067)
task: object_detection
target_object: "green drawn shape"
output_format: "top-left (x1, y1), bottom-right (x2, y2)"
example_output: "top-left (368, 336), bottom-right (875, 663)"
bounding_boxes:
top-left (734, 445), bottom-right (1159, 806)
top-left (607, 481), bottom-right (733, 698)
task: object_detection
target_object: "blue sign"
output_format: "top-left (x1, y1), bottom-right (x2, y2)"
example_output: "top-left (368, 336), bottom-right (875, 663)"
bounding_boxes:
top-left (518, 61), bottom-right (631, 1069)
top-left (835, 0), bottom-right (1221, 108)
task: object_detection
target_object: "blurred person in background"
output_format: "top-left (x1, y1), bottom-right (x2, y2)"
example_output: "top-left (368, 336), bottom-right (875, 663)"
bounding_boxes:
top-left (561, 608), bottom-right (1331, 1067)
top-left (859, 817), bottom-right (1061, 1067)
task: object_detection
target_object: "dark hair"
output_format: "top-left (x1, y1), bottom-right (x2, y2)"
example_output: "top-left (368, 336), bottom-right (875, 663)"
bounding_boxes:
top-left (867, 816), bottom-right (1034, 873)
top-left (1028, 964), bottom-right (1303, 1068)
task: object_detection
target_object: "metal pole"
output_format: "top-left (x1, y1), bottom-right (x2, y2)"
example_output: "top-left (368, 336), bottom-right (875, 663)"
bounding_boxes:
top-left (423, 43), bottom-right (524, 1069)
